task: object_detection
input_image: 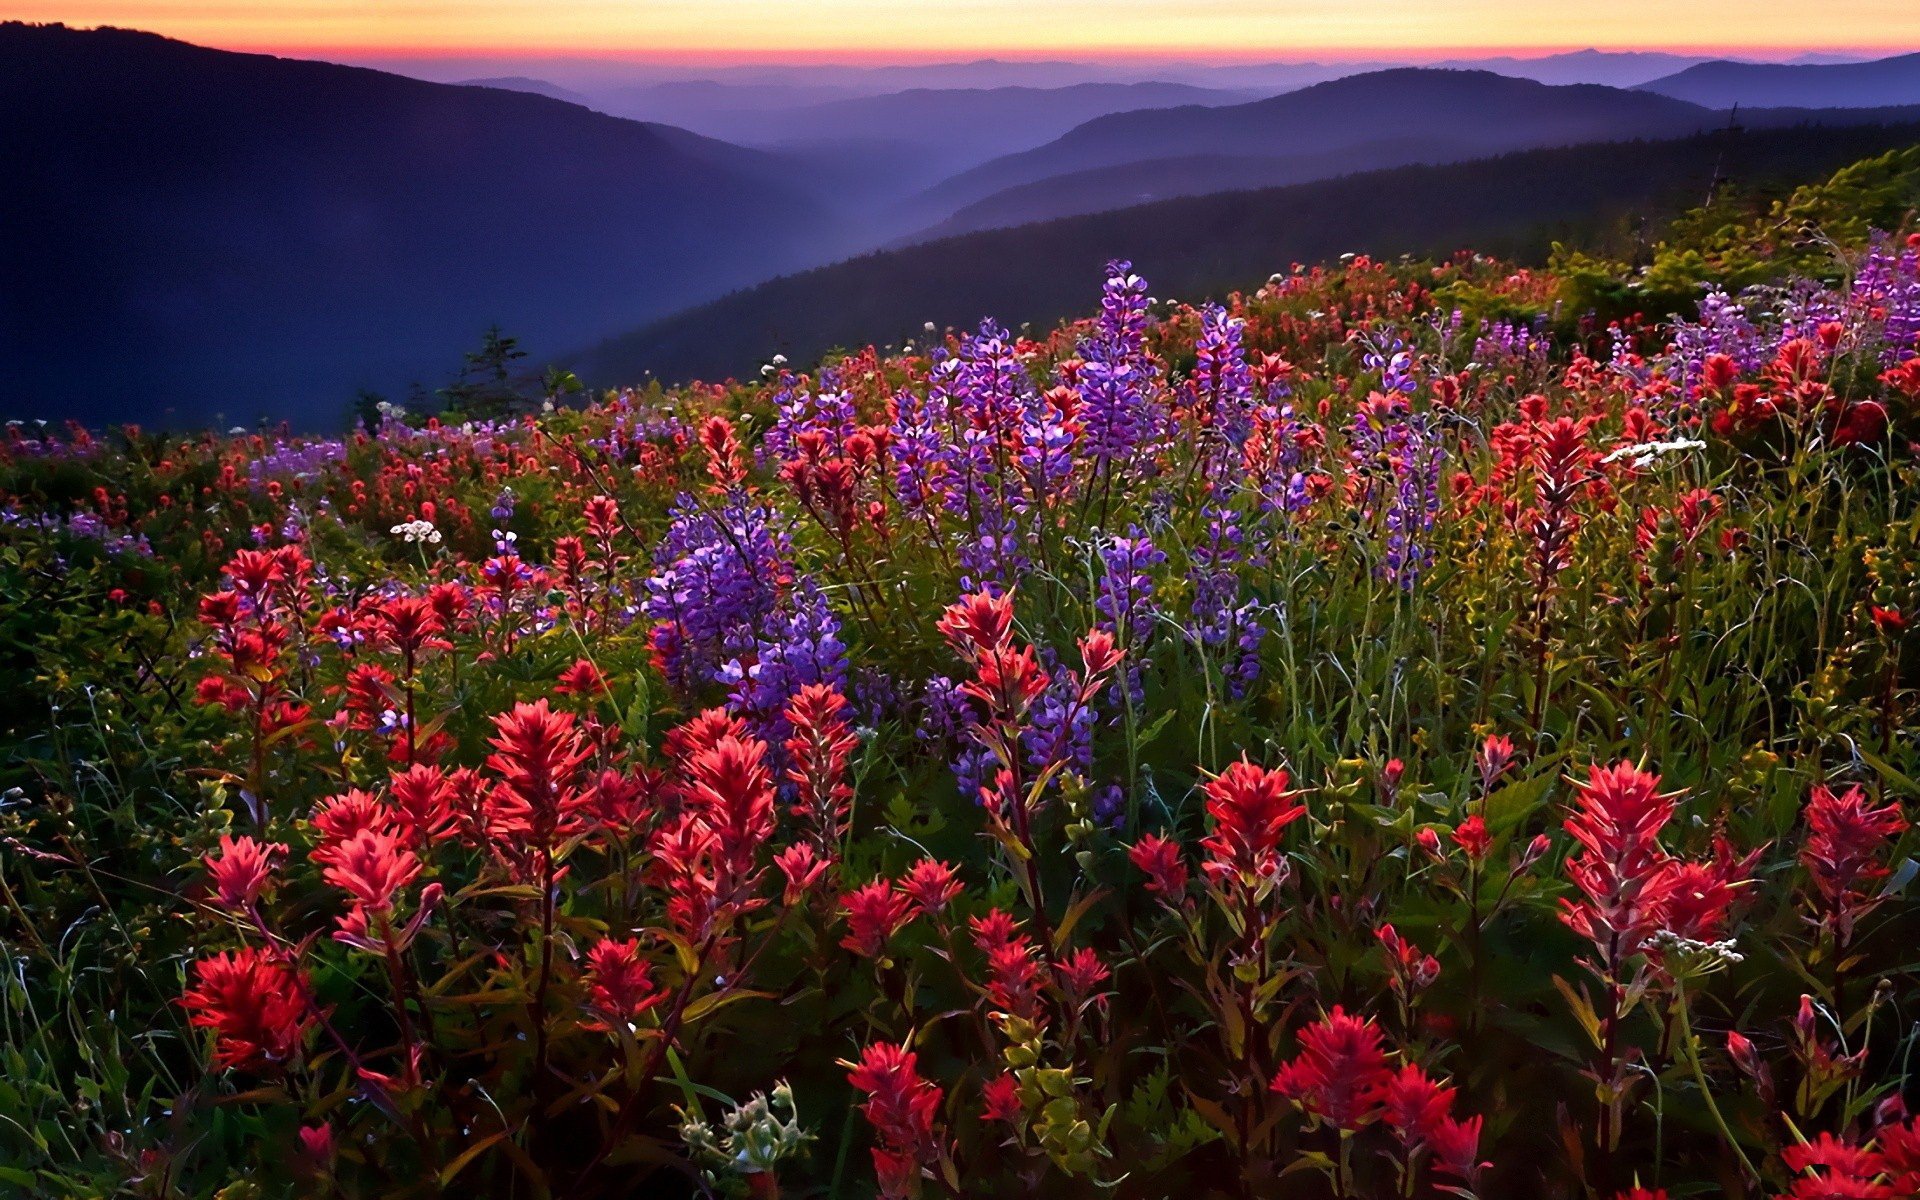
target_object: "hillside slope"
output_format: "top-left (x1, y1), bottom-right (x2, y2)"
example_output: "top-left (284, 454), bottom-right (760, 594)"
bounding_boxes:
top-left (578, 122), bottom-right (1920, 386)
top-left (0, 23), bottom-right (838, 428)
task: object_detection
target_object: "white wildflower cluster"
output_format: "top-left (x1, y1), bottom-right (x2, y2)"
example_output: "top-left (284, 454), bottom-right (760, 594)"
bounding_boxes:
top-left (679, 1081), bottom-right (813, 1183)
top-left (389, 519), bottom-right (442, 545)
top-left (1648, 929), bottom-right (1745, 975)
top-left (1601, 437), bottom-right (1707, 469)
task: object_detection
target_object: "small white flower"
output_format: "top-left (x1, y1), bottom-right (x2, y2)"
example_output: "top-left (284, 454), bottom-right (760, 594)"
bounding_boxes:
top-left (1601, 438), bottom-right (1707, 468)
top-left (389, 519), bottom-right (441, 545)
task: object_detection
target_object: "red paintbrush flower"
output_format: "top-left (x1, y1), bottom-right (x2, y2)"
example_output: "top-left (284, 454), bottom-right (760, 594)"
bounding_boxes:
top-left (180, 946), bottom-right (313, 1071)
top-left (581, 937), bottom-right (662, 1031)
top-left (1802, 783), bottom-right (1909, 943)
top-left (553, 658), bottom-right (608, 698)
top-left (1380, 1062), bottom-right (1455, 1146)
top-left (774, 842), bottom-right (830, 904)
top-left (310, 789), bottom-right (397, 865)
top-left (841, 880), bottom-right (917, 958)
top-left (1270, 1006), bottom-right (1392, 1130)
top-left (1451, 814), bottom-right (1492, 862)
top-left (484, 699), bottom-right (591, 844)
top-left (321, 828), bottom-right (421, 917)
top-left (1199, 759), bottom-right (1305, 899)
top-left (898, 858), bottom-right (963, 916)
top-left (1377, 924), bottom-right (1441, 995)
top-left (388, 763), bottom-right (455, 846)
top-left (1780, 1131), bottom-right (1890, 1199)
top-left (1429, 1114), bottom-right (1487, 1183)
top-left (683, 732), bottom-right (776, 886)
top-left (936, 590), bottom-right (1016, 658)
top-left (1559, 761), bottom-right (1681, 959)
top-left (204, 835), bottom-right (285, 911)
top-left (1128, 833), bottom-right (1190, 899)
top-left (785, 683), bottom-right (857, 843)
top-left (845, 1041), bottom-right (945, 1200)
top-left (980, 1074), bottom-right (1022, 1123)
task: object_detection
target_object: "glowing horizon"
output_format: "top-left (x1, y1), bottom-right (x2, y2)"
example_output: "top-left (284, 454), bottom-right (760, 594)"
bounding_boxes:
top-left (13, 2), bottom-right (1920, 63)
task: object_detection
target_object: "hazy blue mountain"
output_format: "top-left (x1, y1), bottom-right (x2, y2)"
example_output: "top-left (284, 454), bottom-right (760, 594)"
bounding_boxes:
top-left (1638, 52), bottom-right (1920, 109)
top-left (0, 23), bottom-right (841, 428)
top-left (898, 69), bottom-right (1721, 226)
top-left (1428, 49), bottom-right (1714, 87)
top-left (454, 75), bottom-right (589, 104)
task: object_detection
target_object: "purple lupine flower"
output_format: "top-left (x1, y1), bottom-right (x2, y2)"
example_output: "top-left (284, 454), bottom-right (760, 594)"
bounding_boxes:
top-left (1078, 261), bottom-right (1164, 469)
top-left (764, 366), bottom-right (860, 464)
top-left (1188, 503), bottom-right (1264, 697)
top-left (1667, 289), bottom-right (1765, 388)
top-left (1349, 397), bottom-right (1445, 589)
top-left (1021, 663), bottom-right (1095, 782)
top-left (489, 487), bottom-right (516, 523)
top-left (1017, 381), bottom-right (1077, 516)
top-left (1188, 304), bottom-right (1255, 451)
top-left (1357, 331), bottom-right (1420, 395)
top-left (1471, 318), bottom-right (1552, 368)
top-left (721, 577), bottom-right (849, 755)
top-left (642, 493), bottom-right (792, 693)
top-left (1095, 527), bottom-right (1167, 703)
top-left (247, 439), bottom-right (347, 488)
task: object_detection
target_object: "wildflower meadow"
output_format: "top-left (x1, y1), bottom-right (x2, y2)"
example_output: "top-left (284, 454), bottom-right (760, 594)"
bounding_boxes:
top-left (5, 218), bottom-right (1920, 1197)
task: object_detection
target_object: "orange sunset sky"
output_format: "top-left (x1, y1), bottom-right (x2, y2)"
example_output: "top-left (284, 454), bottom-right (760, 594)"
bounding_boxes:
top-left (11, 1), bottom-right (1920, 60)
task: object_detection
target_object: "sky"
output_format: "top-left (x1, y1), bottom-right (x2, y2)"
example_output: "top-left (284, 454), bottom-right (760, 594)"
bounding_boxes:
top-left (13, 0), bottom-right (1920, 60)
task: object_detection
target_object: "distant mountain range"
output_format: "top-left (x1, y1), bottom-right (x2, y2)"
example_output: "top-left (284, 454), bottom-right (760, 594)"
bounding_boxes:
top-left (896, 70), bottom-right (1718, 229)
top-left (1637, 52), bottom-right (1920, 109)
top-left (0, 23), bottom-right (844, 428)
top-left (455, 75), bottom-right (590, 104)
top-left (12, 22), bottom-right (1920, 431)
top-left (657, 82), bottom-right (1262, 172)
top-left (574, 120), bottom-right (1920, 387)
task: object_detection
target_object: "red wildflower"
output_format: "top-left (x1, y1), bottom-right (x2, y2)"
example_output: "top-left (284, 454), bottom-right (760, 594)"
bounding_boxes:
top-left (683, 732), bottom-right (776, 886)
top-left (841, 880), bottom-right (917, 958)
top-left (320, 828), bottom-right (421, 916)
top-left (784, 683), bottom-right (857, 843)
top-left (1451, 814), bottom-right (1492, 862)
top-left (1559, 761), bottom-right (1680, 958)
top-left (204, 834), bottom-right (285, 911)
top-left (1377, 924), bottom-right (1441, 995)
top-left (1198, 759), bottom-right (1305, 898)
top-left (1780, 1131), bottom-right (1891, 1199)
top-left (1270, 1006), bottom-right (1393, 1130)
top-left (1129, 832), bottom-right (1190, 899)
top-left (980, 1074), bottom-right (1023, 1123)
top-left (1802, 783), bottom-right (1909, 943)
top-left (774, 842), bottom-right (830, 904)
top-left (1380, 1062), bottom-right (1455, 1146)
top-left (897, 859), bottom-right (963, 915)
top-left (553, 658), bottom-right (607, 698)
top-left (484, 699), bottom-right (591, 844)
top-left (845, 1042), bottom-right (945, 1200)
top-left (310, 789), bottom-right (396, 864)
top-left (1476, 733), bottom-right (1516, 792)
top-left (582, 494), bottom-right (621, 544)
top-left (1058, 946), bottom-right (1111, 1001)
top-left (581, 937), bottom-right (662, 1030)
top-left (936, 590), bottom-right (1016, 657)
top-left (1429, 1114), bottom-right (1487, 1182)
top-left (180, 947), bottom-right (313, 1070)
top-left (700, 416), bottom-right (747, 491)
top-left (388, 763), bottom-right (455, 846)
